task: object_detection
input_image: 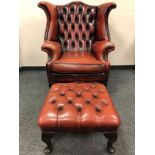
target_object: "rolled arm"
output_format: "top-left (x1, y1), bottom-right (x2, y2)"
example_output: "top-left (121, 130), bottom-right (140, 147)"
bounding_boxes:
top-left (41, 41), bottom-right (62, 65)
top-left (92, 40), bottom-right (115, 62)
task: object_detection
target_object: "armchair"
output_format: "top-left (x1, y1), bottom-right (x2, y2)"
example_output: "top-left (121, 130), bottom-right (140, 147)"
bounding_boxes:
top-left (38, 1), bottom-right (116, 87)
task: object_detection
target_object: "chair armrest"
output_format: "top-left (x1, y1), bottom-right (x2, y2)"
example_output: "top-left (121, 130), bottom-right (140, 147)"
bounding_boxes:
top-left (92, 40), bottom-right (115, 62)
top-left (41, 41), bottom-right (62, 65)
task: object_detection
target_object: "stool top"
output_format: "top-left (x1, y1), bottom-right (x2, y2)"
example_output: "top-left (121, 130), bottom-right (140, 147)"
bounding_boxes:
top-left (38, 82), bottom-right (121, 132)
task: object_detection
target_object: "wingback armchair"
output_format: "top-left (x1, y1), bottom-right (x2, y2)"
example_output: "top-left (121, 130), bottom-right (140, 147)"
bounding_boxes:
top-left (38, 1), bottom-right (116, 87)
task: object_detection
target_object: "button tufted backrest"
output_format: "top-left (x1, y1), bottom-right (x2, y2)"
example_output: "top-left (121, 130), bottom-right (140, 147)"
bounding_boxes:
top-left (38, 1), bottom-right (116, 53)
top-left (57, 2), bottom-right (96, 52)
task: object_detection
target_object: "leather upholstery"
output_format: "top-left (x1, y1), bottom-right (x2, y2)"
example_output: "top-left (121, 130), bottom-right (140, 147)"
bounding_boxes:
top-left (38, 83), bottom-right (121, 132)
top-left (57, 3), bottom-right (96, 52)
top-left (95, 3), bottom-right (116, 41)
top-left (41, 41), bottom-right (61, 64)
top-left (50, 51), bottom-right (106, 73)
top-left (38, 1), bottom-right (59, 41)
top-left (92, 41), bottom-right (115, 62)
top-left (38, 1), bottom-right (116, 74)
top-left (92, 40), bottom-right (115, 72)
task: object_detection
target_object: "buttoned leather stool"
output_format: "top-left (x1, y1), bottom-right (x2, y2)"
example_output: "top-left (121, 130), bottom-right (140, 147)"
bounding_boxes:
top-left (38, 82), bottom-right (121, 154)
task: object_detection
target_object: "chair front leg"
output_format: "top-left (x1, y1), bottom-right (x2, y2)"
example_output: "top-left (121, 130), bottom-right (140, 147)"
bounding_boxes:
top-left (41, 132), bottom-right (55, 154)
top-left (104, 132), bottom-right (117, 153)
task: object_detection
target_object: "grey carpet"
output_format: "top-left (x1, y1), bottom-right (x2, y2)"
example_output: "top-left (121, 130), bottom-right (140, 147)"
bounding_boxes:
top-left (19, 69), bottom-right (135, 155)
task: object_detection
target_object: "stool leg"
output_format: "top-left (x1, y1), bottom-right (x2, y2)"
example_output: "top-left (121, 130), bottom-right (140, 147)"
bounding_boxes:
top-left (104, 132), bottom-right (117, 153)
top-left (41, 132), bottom-right (55, 154)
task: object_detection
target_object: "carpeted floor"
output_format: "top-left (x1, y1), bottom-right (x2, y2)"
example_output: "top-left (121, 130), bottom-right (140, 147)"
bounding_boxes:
top-left (19, 69), bottom-right (135, 155)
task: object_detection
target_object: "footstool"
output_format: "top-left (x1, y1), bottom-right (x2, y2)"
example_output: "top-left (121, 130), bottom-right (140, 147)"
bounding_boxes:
top-left (38, 82), bottom-right (121, 154)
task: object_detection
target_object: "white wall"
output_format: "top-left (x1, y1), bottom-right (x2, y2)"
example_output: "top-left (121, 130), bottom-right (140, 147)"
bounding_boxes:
top-left (19, 0), bottom-right (134, 66)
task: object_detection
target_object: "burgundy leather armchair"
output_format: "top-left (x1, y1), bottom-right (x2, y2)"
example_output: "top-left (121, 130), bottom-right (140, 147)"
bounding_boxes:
top-left (38, 1), bottom-right (116, 87)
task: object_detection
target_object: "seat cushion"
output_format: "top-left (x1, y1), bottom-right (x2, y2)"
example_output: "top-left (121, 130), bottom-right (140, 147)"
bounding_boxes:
top-left (50, 52), bottom-right (106, 73)
top-left (38, 83), bottom-right (121, 132)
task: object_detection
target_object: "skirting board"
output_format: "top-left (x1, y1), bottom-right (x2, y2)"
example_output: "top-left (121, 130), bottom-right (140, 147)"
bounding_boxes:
top-left (19, 65), bottom-right (135, 72)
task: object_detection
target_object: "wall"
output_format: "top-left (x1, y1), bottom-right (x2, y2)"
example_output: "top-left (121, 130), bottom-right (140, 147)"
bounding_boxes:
top-left (19, 0), bottom-right (134, 66)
